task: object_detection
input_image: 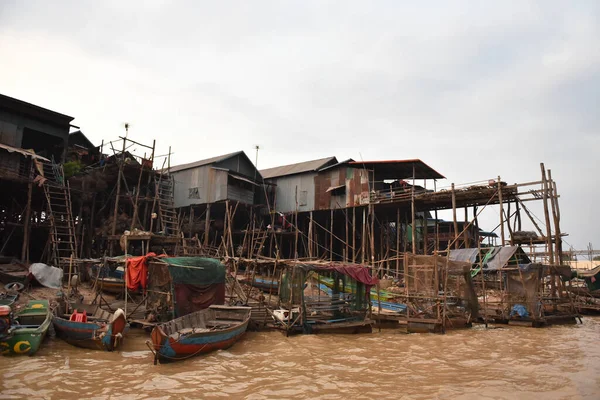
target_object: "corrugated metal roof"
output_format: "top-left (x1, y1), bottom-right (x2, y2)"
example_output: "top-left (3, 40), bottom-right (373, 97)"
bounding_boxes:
top-left (0, 93), bottom-right (74, 123)
top-left (260, 156), bottom-right (337, 179)
top-left (449, 248), bottom-right (479, 263)
top-left (170, 151), bottom-right (244, 173)
top-left (0, 143), bottom-right (51, 162)
top-left (348, 159), bottom-right (445, 179)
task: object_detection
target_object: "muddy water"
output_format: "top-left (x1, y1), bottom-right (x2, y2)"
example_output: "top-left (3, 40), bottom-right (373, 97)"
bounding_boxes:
top-left (1, 318), bottom-right (599, 400)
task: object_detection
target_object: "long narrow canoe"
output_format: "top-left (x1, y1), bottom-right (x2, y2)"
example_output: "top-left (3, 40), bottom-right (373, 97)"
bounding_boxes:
top-left (0, 293), bottom-right (18, 307)
top-left (149, 305), bottom-right (251, 364)
top-left (240, 276), bottom-right (279, 293)
top-left (53, 307), bottom-right (127, 351)
top-left (316, 275), bottom-right (401, 301)
top-left (1, 300), bottom-right (52, 356)
top-left (92, 276), bottom-right (126, 294)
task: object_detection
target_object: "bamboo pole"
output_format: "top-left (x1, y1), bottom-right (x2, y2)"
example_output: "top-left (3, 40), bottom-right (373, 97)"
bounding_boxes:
top-left (434, 179), bottom-right (439, 252)
top-left (109, 137), bottom-right (127, 255)
top-left (540, 164), bottom-right (554, 264)
top-left (361, 208), bottom-right (366, 264)
top-left (21, 164), bottom-right (33, 262)
top-left (463, 207), bottom-right (469, 248)
top-left (497, 176), bottom-right (505, 247)
top-left (370, 204), bottom-right (375, 265)
top-left (411, 179), bottom-right (417, 254)
top-left (396, 208), bottom-right (400, 277)
top-left (330, 209), bottom-right (334, 261)
top-left (124, 236), bottom-right (128, 319)
top-left (308, 211), bottom-right (313, 258)
top-left (204, 203), bottom-right (211, 247)
top-left (345, 207), bottom-right (349, 263)
top-left (548, 170), bottom-right (562, 264)
top-left (130, 157), bottom-right (146, 230)
top-left (451, 183), bottom-right (458, 250)
top-left (188, 206), bottom-right (194, 239)
top-left (352, 207), bottom-right (356, 263)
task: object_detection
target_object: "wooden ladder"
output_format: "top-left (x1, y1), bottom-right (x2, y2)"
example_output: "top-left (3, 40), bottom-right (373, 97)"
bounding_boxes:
top-left (180, 233), bottom-right (202, 256)
top-left (155, 173), bottom-right (180, 237)
top-left (251, 230), bottom-right (268, 258)
top-left (41, 161), bottom-right (78, 269)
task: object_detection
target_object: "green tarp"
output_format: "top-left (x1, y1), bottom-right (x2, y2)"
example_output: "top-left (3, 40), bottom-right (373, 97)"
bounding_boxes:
top-left (163, 257), bottom-right (225, 285)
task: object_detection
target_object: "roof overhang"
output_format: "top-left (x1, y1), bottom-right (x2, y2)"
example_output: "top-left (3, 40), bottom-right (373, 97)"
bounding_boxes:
top-left (326, 184), bottom-right (346, 193)
top-left (0, 143), bottom-right (51, 162)
top-left (348, 159), bottom-right (445, 180)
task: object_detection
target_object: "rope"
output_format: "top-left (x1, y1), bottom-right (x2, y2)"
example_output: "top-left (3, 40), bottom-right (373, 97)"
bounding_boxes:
top-left (145, 339), bottom-right (210, 362)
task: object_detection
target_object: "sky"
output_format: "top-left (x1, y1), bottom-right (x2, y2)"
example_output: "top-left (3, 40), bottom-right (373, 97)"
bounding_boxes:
top-left (0, 1), bottom-right (598, 253)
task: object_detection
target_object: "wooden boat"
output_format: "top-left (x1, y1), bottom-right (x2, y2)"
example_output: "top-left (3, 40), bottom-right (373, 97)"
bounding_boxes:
top-left (0, 264), bottom-right (30, 285)
top-left (148, 305), bottom-right (251, 364)
top-left (53, 307), bottom-right (127, 351)
top-left (0, 293), bottom-right (18, 307)
top-left (316, 275), bottom-right (400, 302)
top-left (240, 276), bottom-right (279, 293)
top-left (86, 264), bottom-right (126, 294)
top-left (0, 300), bottom-right (52, 356)
top-left (92, 276), bottom-right (126, 294)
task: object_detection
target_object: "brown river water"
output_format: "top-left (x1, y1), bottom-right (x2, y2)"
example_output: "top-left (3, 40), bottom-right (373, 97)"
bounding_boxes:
top-left (1, 318), bottom-right (599, 400)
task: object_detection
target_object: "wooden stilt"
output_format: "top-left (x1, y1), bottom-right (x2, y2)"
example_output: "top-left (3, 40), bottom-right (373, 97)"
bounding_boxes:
top-left (451, 183), bottom-right (458, 250)
top-left (308, 211), bottom-right (314, 258)
top-left (412, 164), bottom-right (416, 255)
top-left (21, 166), bottom-right (33, 262)
top-left (330, 209), bottom-right (334, 261)
top-left (498, 176), bottom-right (505, 247)
top-left (204, 203), bottom-right (211, 247)
top-left (463, 207), bottom-right (469, 248)
top-left (362, 208), bottom-right (366, 264)
top-left (540, 164), bottom-right (554, 264)
top-left (396, 208), bottom-right (400, 276)
top-left (352, 207), bottom-right (356, 263)
top-left (345, 208), bottom-right (349, 263)
top-left (370, 204), bottom-right (375, 265)
top-left (547, 170), bottom-right (562, 264)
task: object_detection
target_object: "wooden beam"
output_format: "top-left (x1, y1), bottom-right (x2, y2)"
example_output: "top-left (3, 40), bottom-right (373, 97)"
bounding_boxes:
top-left (498, 176), bottom-right (505, 246)
top-left (540, 164), bottom-right (554, 264)
top-left (451, 183), bottom-right (458, 250)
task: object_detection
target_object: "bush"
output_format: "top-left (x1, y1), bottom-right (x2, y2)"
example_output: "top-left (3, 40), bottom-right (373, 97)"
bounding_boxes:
top-left (63, 160), bottom-right (83, 178)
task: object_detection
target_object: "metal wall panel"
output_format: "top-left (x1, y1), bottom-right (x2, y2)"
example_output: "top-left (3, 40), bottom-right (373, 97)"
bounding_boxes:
top-left (172, 165), bottom-right (213, 208)
top-left (270, 173), bottom-right (317, 213)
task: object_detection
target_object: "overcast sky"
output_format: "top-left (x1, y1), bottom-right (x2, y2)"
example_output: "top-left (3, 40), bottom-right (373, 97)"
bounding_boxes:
top-left (1, 1), bottom-right (598, 253)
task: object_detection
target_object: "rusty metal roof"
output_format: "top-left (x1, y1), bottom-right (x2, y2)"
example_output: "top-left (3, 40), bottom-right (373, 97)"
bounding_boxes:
top-left (260, 156), bottom-right (337, 179)
top-left (170, 151), bottom-right (245, 173)
top-left (0, 142), bottom-right (51, 161)
top-left (0, 93), bottom-right (74, 123)
top-left (348, 159), bottom-right (445, 180)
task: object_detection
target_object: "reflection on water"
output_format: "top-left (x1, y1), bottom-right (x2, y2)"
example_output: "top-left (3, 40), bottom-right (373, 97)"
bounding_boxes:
top-left (1, 318), bottom-right (599, 399)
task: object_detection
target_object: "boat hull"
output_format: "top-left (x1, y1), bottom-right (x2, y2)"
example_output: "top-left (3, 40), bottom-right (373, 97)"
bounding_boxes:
top-left (0, 301), bottom-right (52, 356)
top-left (151, 306), bottom-right (251, 363)
top-left (53, 311), bottom-right (127, 351)
top-left (240, 277), bottom-right (279, 293)
top-left (92, 278), bottom-right (125, 294)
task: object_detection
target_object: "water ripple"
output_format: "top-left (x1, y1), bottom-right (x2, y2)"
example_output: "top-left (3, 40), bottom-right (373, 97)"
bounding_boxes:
top-left (1, 319), bottom-right (600, 399)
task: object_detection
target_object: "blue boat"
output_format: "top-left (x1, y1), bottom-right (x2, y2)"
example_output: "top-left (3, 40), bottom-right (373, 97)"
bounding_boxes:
top-left (53, 307), bottom-right (127, 351)
top-left (148, 305), bottom-right (251, 364)
top-left (240, 276), bottom-right (279, 293)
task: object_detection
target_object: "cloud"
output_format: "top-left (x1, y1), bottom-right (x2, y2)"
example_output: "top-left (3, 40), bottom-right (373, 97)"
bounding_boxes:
top-left (0, 1), bottom-right (597, 249)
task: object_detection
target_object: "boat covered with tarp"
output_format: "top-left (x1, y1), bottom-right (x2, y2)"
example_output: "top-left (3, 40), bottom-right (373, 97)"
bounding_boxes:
top-left (146, 257), bottom-right (227, 321)
top-left (277, 262), bottom-right (378, 334)
top-left (146, 257), bottom-right (249, 363)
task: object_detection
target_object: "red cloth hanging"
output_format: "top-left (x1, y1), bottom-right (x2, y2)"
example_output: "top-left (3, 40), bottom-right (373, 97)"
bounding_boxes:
top-left (126, 252), bottom-right (162, 291)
